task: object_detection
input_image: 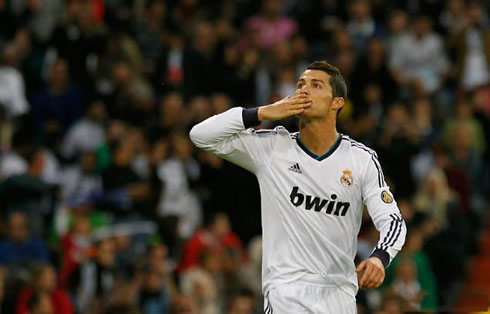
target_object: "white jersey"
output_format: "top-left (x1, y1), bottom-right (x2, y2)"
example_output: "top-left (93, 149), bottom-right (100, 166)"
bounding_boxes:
top-left (190, 107), bottom-right (406, 297)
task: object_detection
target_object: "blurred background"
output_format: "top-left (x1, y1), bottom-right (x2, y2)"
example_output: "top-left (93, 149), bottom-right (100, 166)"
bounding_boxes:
top-left (0, 0), bottom-right (489, 313)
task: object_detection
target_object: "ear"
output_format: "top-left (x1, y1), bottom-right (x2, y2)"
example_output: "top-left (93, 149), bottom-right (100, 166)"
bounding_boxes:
top-left (332, 97), bottom-right (345, 112)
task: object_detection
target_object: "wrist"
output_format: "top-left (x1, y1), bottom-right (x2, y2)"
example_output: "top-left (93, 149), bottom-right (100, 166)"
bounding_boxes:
top-left (242, 107), bottom-right (260, 128)
top-left (257, 106), bottom-right (266, 121)
top-left (370, 248), bottom-right (390, 269)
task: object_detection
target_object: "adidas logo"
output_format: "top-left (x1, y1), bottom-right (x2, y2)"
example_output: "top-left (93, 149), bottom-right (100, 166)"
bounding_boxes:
top-left (288, 163), bottom-right (302, 174)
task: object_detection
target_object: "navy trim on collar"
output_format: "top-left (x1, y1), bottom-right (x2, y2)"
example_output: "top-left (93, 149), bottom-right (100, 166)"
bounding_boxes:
top-left (296, 134), bottom-right (342, 161)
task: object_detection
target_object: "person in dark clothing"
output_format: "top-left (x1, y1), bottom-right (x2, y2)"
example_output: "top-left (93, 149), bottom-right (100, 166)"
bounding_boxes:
top-left (101, 140), bottom-right (150, 218)
top-left (50, 0), bottom-right (105, 90)
top-left (351, 37), bottom-right (399, 112)
top-left (0, 146), bottom-right (55, 235)
top-left (30, 59), bottom-right (85, 139)
top-left (378, 104), bottom-right (420, 198)
top-left (68, 238), bottom-right (118, 313)
top-left (0, 211), bottom-right (49, 268)
top-left (182, 22), bottom-right (218, 98)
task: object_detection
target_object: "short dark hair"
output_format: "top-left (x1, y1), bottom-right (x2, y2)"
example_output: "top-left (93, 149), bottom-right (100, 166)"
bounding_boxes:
top-left (306, 61), bottom-right (347, 99)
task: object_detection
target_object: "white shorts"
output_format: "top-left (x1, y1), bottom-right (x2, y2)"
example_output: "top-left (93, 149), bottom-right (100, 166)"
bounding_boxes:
top-left (264, 283), bottom-right (357, 314)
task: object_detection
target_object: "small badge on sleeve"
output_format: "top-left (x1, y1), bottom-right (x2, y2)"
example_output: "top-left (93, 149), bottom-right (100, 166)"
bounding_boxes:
top-left (381, 190), bottom-right (393, 204)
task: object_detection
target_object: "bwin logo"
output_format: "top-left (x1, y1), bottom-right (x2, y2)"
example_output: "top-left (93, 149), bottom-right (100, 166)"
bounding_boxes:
top-left (289, 186), bottom-right (350, 216)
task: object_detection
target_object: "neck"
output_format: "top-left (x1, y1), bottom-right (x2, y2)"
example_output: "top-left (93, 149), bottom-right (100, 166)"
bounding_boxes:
top-left (50, 82), bottom-right (67, 94)
top-left (299, 116), bottom-right (339, 156)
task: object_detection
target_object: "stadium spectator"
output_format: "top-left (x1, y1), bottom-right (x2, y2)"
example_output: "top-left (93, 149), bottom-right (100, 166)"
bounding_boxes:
top-left (183, 21), bottom-right (218, 97)
top-left (0, 211), bottom-right (49, 267)
top-left (26, 293), bottom-right (54, 314)
top-left (180, 249), bottom-right (221, 314)
top-left (31, 59), bottom-right (85, 137)
top-left (60, 151), bottom-right (102, 202)
top-left (58, 215), bottom-right (92, 289)
top-left (382, 226), bottom-right (438, 310)
top-left (50, 0), bottom-right (105, 89)
top-left (0, 130), bottom-right (32, 179)
top-left (226, 291), bottom-right (258, 314)
top-left (346, 0), bottom-right (384, 53)
top-left (439, 0), bottom-right (468, 36)
top-left (387, 258), bottom-right (424, 311)
top-left (101, 139), bottom-right (150, 217)
top-left (241, 0), bottom-right (297, 51)
top-left (0, 42), bottom-right (29, 118)
top-left (69, 238), bottom-right (118, 313)
top-left (390, 15), bottom-right (449, 94)
top-left (16, 264), bottom-right (73, 314)
top-left (131, 0), bottom-right (167, 77)
top-left (351, 37), bottom-right (398, 116)
top-left (0, 146), bottom-right (55, 235)
top-left (135, 263), bottom-right (170, 314)
top-left (156, 133), bottom-right (202, 238)
top-left (6, 0), bottom-right (62, 44)
top-left (375, 295), bottom-right (404, 314)
top-left (177, 212), bottom-right (245, 273)
top-left (100, 61), bottom-right (152, 124)
top-left (169, 294), bottom-right (198, 314)
top-left (0, 1), bottom-right (488, 312)
top-left (61, 100), bottom-right (106, 160)
top-left (378, 104), bottom-right (420, 197)
top-left (447, 0), bottom-right (490, 91)
top-left (385, 10), bottom-right (409, 54)
top-left (147, 92), bottom-right (185, 140)
top-left (238, 236), bottom-right (262, 297)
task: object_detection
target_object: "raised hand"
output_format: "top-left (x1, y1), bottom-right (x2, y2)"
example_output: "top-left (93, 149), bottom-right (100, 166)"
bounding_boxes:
top-left (258, 95), bottom-right (312, 121)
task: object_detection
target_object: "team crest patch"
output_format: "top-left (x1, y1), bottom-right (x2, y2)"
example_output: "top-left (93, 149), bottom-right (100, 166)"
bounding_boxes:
top-left (381, 190), bottom-right (393, 204)
top-left (340, 169), bottom-right (353, 186)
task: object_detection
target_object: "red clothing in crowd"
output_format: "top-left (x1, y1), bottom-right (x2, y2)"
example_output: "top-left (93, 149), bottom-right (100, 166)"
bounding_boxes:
top-left (16, 288), bottom-right (74, 314)
top-left (58, 233), bottom-right (91, 288)
top-left (177, 229), bottom-right (246, 273)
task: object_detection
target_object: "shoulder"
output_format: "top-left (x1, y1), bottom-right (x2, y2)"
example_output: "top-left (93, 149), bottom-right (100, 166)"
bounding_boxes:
top-left (246, 125), bottom-right (291, 138)
top-left (341, 135), bottom-right (379, 160)
top-left (428, 32), bottom-right (443, 43)
top-left (29, 237), bottom-right (48, 248)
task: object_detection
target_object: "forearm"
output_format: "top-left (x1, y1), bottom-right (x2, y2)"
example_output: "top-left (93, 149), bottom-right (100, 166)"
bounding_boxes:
top-left (189, 107), bottom-right (259, 152)
top-left (372, 213), bottom-right (407, 268)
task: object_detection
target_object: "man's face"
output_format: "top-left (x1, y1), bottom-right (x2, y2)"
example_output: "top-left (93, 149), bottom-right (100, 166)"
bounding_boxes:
top-left (9, 212), bottom-right (28, 243)
top-left (32, 293), bottom-right (54, 314)
top-left (36, 267), bottom-right (56, 293)
top-left (295, 70), bottom-right (341, 119)
top-left (96, 239), bottom-right (115, 266)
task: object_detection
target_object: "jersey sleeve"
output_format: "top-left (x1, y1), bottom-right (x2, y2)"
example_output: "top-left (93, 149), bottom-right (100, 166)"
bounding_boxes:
top-left (189, 107), bottom-right (277, 173)
top-left (361, 152), bottom-right (407, 268)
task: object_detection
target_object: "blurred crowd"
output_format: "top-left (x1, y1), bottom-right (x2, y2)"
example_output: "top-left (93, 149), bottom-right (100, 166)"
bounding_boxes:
top-left (0, 0), bottom-right (489, 313)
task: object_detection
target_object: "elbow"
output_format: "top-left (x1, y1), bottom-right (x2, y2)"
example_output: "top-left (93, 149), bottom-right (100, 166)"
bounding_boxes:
top-left (189, 123), bottom-right (210, 150)
top-left (189, 124), bottom-right (202, 147)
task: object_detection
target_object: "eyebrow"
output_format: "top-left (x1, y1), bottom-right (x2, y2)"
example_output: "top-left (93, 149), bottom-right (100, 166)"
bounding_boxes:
top-left (311, 79), bottom-right (326, 85)
top-left (297, 78), bottom-right (326, 85)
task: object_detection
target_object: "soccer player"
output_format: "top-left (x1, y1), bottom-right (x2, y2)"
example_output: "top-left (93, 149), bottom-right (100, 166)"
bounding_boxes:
top-left (189, 61), bottom-right (406, 313)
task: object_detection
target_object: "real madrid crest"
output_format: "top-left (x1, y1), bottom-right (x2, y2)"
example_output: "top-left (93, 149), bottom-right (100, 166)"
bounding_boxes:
top-left (340, 169), bottom-right (353, 186)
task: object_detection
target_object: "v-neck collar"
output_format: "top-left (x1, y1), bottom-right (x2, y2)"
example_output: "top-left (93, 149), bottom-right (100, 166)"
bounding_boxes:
top-left (296, 133), bottom-right (342, 161)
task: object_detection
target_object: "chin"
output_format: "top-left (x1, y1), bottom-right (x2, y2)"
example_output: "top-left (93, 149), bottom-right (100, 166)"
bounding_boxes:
top-left (299, 110), bottom-right (320, 119)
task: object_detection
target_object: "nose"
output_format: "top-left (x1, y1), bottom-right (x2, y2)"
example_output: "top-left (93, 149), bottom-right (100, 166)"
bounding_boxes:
top-left (298, 86), bottom-right (309, 96)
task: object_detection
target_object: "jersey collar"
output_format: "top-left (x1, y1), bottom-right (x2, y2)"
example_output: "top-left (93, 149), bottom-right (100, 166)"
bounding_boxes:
top-left (296, 133), bottom-right (342, 161)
